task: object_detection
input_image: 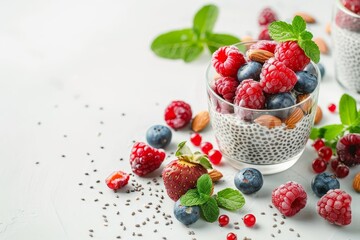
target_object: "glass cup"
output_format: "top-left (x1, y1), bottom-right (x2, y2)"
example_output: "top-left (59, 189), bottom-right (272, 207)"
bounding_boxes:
top-left (332, 0), bottom-right (360, 99)
top-left (206, 42), bottom-right (321, 174)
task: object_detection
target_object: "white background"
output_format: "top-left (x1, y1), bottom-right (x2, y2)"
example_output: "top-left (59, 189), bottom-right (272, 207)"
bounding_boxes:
top-left (0, 0), bottom-right (359, 239)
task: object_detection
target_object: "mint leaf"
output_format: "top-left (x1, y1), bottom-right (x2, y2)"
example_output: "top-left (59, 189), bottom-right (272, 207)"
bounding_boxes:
top-left (198, 156), bottom-right (213, 169)
top-left (310, 127), bottom-right (326, 140)
top-left (175, 141), bottom-right (193, 158)
top-left (268, 21), bottom-right (297, 42)
top-left (339, 94), bottom-right (358, 125)
top-left (349, 125), bottom-right (360, 133)
top-left (300, 31), bottom-right (313, 40)
top-left (193, 4), bottom-right (218, 39)
top-left (292, 15), bottom-right (306, 34)
top-left (298, 39), bottom-right (320, 63)
top-left (151, 29), bottom-right (198, 61)
top-left (180, 189), bottom-right (208, 206)
top-left (197, 174), bottom-right (212, 196)
top-left (216, 188), bottom-right (245, 211)
top-left (184, 44), bottom-right (204, 62)
top-left (206, 33), bottom-right (241, 53)
top-left (323, 124), bottom-right (345, 141)
top-left (200, 197), bottom-right (219, 222)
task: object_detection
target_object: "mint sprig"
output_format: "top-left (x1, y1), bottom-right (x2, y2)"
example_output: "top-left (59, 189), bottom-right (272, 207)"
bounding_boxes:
top-left (269, 15), bottom-right (320, 63)
top-left (151, 5), bottom-right (240, 62)
top-left (180, 174), bottom-right (245, 223)
top-left (310, 94), bottom-right (360, 150)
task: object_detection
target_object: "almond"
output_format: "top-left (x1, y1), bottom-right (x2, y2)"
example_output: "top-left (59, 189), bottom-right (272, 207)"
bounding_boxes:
top-left (314, 37), bottom-right (329, 54)
top-left (326, 23), bottom-right (331, 35)
top-left (285, 108), bottom-right (304, 129)
top-left (254, 115), bottom-right (282, 129)
top-left (353, 172), bottom-right (360, 193)
top-left (247, 49), bottom-right (274, 63)
top-left (294, 12), bottom-right (316, 23)
top-left (191, 111), bottom-right (210, 132)
top-left (208, 169), bottom-right (223, 182)
top-left (314, 106), bottom-right (323, 125)
top-left (297, 94), bottom-right (313, 113)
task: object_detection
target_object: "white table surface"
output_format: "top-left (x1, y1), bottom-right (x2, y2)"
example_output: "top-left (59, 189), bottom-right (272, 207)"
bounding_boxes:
top-left (1, 0), bottom-right (359, 239)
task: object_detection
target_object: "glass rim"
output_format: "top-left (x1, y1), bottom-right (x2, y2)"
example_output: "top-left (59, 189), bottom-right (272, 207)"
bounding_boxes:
top-left (205, 41), bottom-right (321, 113)
top-left (336, 0), bottom-right (360, 18)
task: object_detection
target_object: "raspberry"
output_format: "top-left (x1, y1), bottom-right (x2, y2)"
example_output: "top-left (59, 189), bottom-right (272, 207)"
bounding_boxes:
top-left (249, 40), bottom-right (277, 53)
top-left (105, 171), bottom-right (130, 190)
top-left (130, 142), bottom-right (166, 176)
top-left (215, 76), bottom-right (239, 102)
top-left (274, 41), bottom-right (310, 71)
top-left (342, 0), bottom-right (360, 14)
top-left (258, 26), bottom-right (272, 40)
top-left (258, 7), bottom-right (278, 26)
top-left (336, 133), bottom-right (360, 166)
top-left (234, 79), bottom-right (265, 109)
top-left (260, 58), bottom-right (297, 94)
top-left (164, 101), bottom-right (192, 129)
top-left (317, 189), bottom-right (352, 226)
top-left (212, 46), bottom-right (246, 77)
top-left (272, 181), bottom-right (307, 217)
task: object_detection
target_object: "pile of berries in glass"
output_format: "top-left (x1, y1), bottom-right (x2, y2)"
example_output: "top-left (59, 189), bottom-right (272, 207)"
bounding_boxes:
top-left (207, 17), bottom-right (321, 173)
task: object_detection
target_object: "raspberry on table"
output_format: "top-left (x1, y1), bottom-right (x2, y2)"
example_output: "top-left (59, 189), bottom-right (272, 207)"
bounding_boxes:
top-left (164, 100), bottom-right (192, 129)
top-left (234, 79), bottom-right (265, 109)
top-left (130, 142), bottom-right (166, 176)
top-left (272, 181), bottom-right (307, 217)
top-left (258, 26), bottom-right (272, 40)
top-left (212, 46), bottom-right (246, 77)
top-left (274, 41), bottom-right (310, 71)
top-left (249, 40), bottom-right (277, 53)
top-left (215, 76), bottom-right (239, 102)
top-left (258, 7), bottom-right (278, 26)
top-left (317, 189), bottom-right (352, 226)
top-left (105, 171), bottom-right (130, 190)
top-left (260, 58), bottom-right (297, 94)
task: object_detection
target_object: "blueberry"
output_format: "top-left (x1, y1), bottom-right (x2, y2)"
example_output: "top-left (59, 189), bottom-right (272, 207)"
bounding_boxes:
top-left (311, 172), bottom-right (340, 197)
top-left (173, 200), bottom-right (200, 225)
top-left (146, 125), bottom-right (172, 148)
top-left (266, 92), bottom-right (296, 109)
top-left (237, 61), bottom-right (263, 82)
top-left (304, 63), bottom-right (325, 78)
top-left (234, 168), bottom-right (263, 194)
top-left (294, 71), bottom-right (318, 94)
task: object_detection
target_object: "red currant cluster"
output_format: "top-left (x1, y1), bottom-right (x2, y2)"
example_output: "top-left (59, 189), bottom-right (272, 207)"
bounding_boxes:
top-left (312, 139), bottom-right (349, 178)
top-left (218, 214), bottom-right (256, 240)
top-left (190, 133), bottom-right (223, 165)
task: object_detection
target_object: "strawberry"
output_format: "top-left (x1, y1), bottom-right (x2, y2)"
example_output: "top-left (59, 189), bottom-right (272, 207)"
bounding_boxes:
top-left (162, 142), bottom-right (212, 201)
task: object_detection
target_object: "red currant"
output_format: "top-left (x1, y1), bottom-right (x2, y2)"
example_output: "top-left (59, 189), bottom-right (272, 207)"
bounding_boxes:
top-left (328, 103), bottom-right (336, 113)
top-left (105, 171), bottom-right (130, 190)
top-left (312, 158), bottom-right (327, 173)
top-left (218, 214), bottom-right (229, 227)
top-left (336, 164), bottom-right (349, 178)
top-left (312, 139), bottom-right (325, 151)
top-left (190, 133), bottom-right (202, 146)
top-left (330, 158), bottom-right (340, 171)
top-left (208, 149), bottom-right (222, 165)
top-left (200, 142), bottom-right (213, 154)
top-left (318, 146), bottom-right (333, 161)
top-left (226, 232), bottom-right (237, 240)
top-left (243, 214), bottom-right (256, 227)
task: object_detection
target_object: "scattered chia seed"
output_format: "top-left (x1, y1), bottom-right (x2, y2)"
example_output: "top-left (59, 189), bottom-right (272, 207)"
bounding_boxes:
top-left (278, 229), bottom-right (281, 234)
top-left (235, 226), bottom-right (240, 230)
top-left (142, 221), bottom-right (146, 225)
top-left (116, 236), bottom-right (121, 239)
top-left (137, 233), bottom-right (142, 237)
top-left (125, 203), bottom-right (130, 206)
top-left (90, 186), bottom-right (94, 189)
top-left (154, 221), bottom-right (159, 224)
top-left (273, 213), bottom-right (278, 216)
top-left (271, 233), bottom-right (275, 238)
top-left (289, 228), bottom-right (294, 232)
top-left (62, 155), bottom-right (66, 158)
top-left (85, 173), bottom-right (89, 176)
top-left (273, 224), bottom-right (277, 228)
top-left (135, 224), bottom-right (140, 228)
top-left (94, 199), bottom-right (98, 202)
top-left (261, 212), bottom-right (265, 215)
top-left (234, 222), bottom-right (239, 225)
top-left (273, 218), bottom-right (277, 222)
top-left (79, 183), bottom-right (83, 186)
top-left (269, 204), bottom-right (273, 208)
top-left (280, 221), bottom-right (285, 225)
top-left (154, 229), bottom-right (157, 233)
top-left (99, 191), bottom-right (103, 194)
top-left (81, 198), bottom-right (85, 201)
top-left (132, 212), bottom-right (135, 216)
top-left (297, 233), bottom-right (300, 238)
top-left (96, 180), bottom-right (100, 183)
top-left (89, 229), bottom-right (93, 232)
top-left (35, 162), bottom-right (39, 165)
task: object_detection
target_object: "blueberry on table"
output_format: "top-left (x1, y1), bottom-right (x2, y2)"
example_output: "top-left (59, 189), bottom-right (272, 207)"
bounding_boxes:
top-left (173, 200), bottom-right (200, 225)
top-left (311, 172), bottom-right (340, 197)
top-left (294, 71), bottom-right (318, 94)
top-left (146, 125), bottom-right (172, 148)
top-left (234, 168), bottom-right (263, 194)
top-left (237, 61), bottom-right (263, 82)
top-left (266, 92), bottom-right (296, 109)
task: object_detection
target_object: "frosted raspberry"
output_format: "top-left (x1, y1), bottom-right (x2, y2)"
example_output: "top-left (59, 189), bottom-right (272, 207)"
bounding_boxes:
top-left (212, 46), bottom-right (246, 77)
top-left (234, 79), bottom-right (265, 109)
top-left (215, 76), bottom-right (239, 102)
top-left (130, 142), bottom-right (166, 176)
top-left (317, 189), bottom-right (352, 226)
top-left (274, 41), bottom-right (310, 71)
top-left (164, 100), bottom-right (192, 129)
top-left (258, 7), bottom-right (278, 26)
top-left (272, 181), bottom-right (307, 217)
top-left (260, 58), bottom-right (297, 94)
top-left (249, 40), bottom-right (277, 53)
top-left (336, 133), bottom-right (360, 167)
